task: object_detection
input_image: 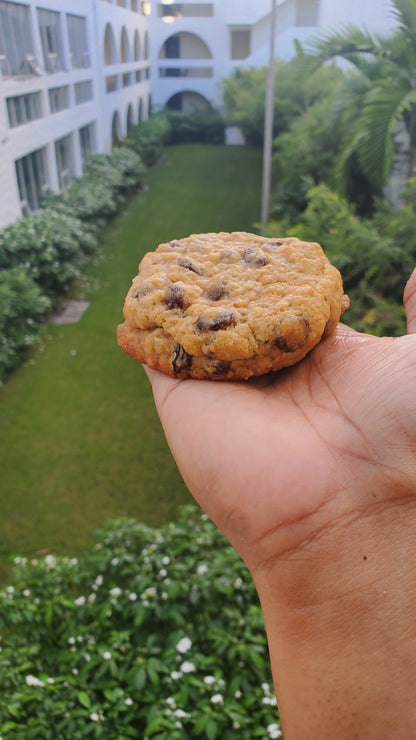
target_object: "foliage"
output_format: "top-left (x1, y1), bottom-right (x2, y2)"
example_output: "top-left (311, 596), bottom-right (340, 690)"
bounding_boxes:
top-left (0, 209), bottom-right (96, 298)
top-left (310, 0), bottom-right (416, 189)
top-left (0, 268), bottom-right (51, 383)
top-left (222, 54), bottom-right (343, 146)
top-left (0, 508), bottom-right (281, 739)
top-left (125, 114), bottom-right (171, 167)
top-left (0, 146), bottom-right (146, 382)
top-left (271, 71), bottom-right (378, 219)
top-left (43, 149), bottom-right (146, 235)
top-left (267, 183), bottom-right (413, 336)
top-left (165, 110), bottom-right (225, 145)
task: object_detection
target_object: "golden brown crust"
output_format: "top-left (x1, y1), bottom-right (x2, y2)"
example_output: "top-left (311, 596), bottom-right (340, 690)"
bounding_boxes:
top-left (117, 232), bottom-right (348, 381)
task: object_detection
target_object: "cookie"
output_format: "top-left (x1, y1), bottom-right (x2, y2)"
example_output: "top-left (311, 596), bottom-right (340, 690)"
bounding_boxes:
top-left (117, 231), bottom-right (348, 381)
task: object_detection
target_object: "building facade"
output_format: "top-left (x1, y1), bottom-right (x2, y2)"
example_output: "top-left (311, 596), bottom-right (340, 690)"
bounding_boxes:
top-left (0, 0), bottom-right (396, 228)
top-left (0, 0), bottom-right (151, 228)
top-left (149, 0), bottom-right (396, 112)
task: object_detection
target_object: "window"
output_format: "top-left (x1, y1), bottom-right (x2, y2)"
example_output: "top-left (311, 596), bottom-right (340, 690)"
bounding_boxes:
top-left (0, 1), bottom-right (36, 76)
top-left (55, 135), bottom-right (74, 191)
top-left (37, 8), bottom-right (65, 72)
top-left (49, 86), bottom-right (70, 113)
top-left (230, 29), bottom-right (251, 60)
top-left (67, 14), bottom-right (90, 68)
top-left (79, 123), bottom-right (96, 171)
top-left (157, 4), bottom-right (213, 18)
top-left (106, 75), bottom-right (118, 93)
top-left (15, 148), bottom-right (49, 214)
top-left (159, 67), bottom-right (213, 78)
top-left (7, 92), bottom-right (42, 128)
top-left (75, 80), bottom-right (93, 104)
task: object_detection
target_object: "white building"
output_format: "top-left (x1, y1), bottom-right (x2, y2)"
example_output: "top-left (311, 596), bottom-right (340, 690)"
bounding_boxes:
top-left (0, 0), bottom-right (396, 228)
top-left (0, 0), bottom-right (151, 228)
top-left (149, 0), bottom-right (396, 112)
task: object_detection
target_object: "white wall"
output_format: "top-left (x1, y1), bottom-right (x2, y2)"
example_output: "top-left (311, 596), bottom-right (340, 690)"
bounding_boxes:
top-left (0, 0), bottom-right (151, 228)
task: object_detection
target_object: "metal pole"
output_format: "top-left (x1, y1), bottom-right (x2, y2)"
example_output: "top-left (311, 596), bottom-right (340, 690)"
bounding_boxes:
top-left (261, 0), bottom-right (277, 233)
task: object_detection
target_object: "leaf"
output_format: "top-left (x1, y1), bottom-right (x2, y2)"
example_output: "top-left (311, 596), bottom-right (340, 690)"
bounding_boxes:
top-left (206, 718), bottom-right (218, 740)
top-left (77, 691), bottom-right (91, 710)
top-left (133, 668), bottom-right (146, 691)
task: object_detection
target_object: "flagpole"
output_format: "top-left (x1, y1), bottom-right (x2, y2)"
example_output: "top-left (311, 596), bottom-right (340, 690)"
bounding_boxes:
top-left (261, 0), bottom-right (277, 234)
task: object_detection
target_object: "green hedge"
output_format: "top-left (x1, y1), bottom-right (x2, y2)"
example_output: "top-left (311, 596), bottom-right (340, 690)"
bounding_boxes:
top-left (165, 110), bottom-right (225, 145)
top-left (267, 183), bottom-right (415, 336)
top-left (0, 268), bottom-right (51, 379)
top-left (125, 114), bottom-right (171, 167)
top-left (0, 147), bottom-right (146, 384)
top-left (0, 508), bottom-right (281, 739)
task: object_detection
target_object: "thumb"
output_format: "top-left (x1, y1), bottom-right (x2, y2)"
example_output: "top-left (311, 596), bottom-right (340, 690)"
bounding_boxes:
top-left (404, 268), bottom-right (416, 334)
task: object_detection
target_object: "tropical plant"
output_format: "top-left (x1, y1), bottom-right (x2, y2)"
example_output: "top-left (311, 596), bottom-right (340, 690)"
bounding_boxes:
top-left (311, 0), bottom-right (416, 190)
top-left (0, 508), bottom-right (281, 739)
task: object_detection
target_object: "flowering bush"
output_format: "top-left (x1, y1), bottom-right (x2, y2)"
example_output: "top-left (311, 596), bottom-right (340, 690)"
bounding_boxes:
top-left (43, 148), bottom-right (146, 235)
top-left (0, 209), bottom-right (96, 298)
top-left (0, 267), bottom-right (51, 383)
top-left (0, 507), bottom-right (282, 739)
top-left (125, 114), bottom-right (171, 167)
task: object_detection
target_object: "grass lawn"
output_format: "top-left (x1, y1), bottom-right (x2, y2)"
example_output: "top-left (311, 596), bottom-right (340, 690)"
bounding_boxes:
top-left (0, 144), bottom-right (263, 584)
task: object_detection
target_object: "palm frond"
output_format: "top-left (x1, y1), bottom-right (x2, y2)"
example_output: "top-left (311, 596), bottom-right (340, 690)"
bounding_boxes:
top-left (355, 83), bottom-right (415, 185)
top-left (390, 0), bottom-right (416, 43)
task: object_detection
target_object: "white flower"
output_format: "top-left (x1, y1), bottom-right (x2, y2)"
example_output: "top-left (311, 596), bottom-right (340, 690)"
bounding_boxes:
top-left (210, 693), bottom-right (223, 705)
top-left (44, 554), bottom-right (57, 569)
top-left (267, 723), bottom-right (282, 739)
top-left (95, 575), bottom-right (103, 587)
top-left (6, 586), bottom-right (14, 595)
top-left (197, 564), bottom-right (208, 575)
top-left (47, 677), bottom-right (55, 684)
top-left (84, 653), bottom-right (91, 662)
top-left (262, 682), bottom-right (270, 695)
top-left (166, 697), bottom-right (175, 706)
top-left (204, 675), bottom-right (216, 686)
top-left (176, 637), bottom-right (192, 654)
top-left (174, 709), bottom-right (188, 718)
top-left (125, 697), bottom-right (133, 706)
top-left (102, 651), bottom-right (112, 660)
top-left (74, 595), bottom-right (86, 606)
top-left (170, 670), bottom-right (182, 680)
top-left (180, 661), bottom-right (195, 673)
top-left (159, 568), bottom-right (167, 578)
top-left (109, 587), bottom-right (122, 598)
top-left (68, 637), bottom-right (76, 645)
top-left (234, 690), bottom-right (242, 699)
top-left (23, 589), bottom-right (31, 597)
top-left (128, 592), bottom-right (138, 601)
top-left (90, 712), bottom-right (99, 722)
top-left (162, 556), bottom-right (170, 565)
top-left (262, 696), bottom-right (277, 706)
top-left (111, 557), bottom-right (119, 566)
top-left (25, 675), bottom-right (44, 688)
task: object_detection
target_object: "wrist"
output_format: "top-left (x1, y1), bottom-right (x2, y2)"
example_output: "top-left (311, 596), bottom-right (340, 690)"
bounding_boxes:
top-left (252, 498), bottom-right (416, 739)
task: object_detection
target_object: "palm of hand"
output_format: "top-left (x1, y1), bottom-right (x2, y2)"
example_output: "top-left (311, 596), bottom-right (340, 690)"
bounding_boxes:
top-left (147, 278), bottom-right (416, 573)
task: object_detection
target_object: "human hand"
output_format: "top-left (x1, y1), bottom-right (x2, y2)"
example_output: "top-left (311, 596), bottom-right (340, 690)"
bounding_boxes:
top-left (144, 269), bottom-right (416, 738)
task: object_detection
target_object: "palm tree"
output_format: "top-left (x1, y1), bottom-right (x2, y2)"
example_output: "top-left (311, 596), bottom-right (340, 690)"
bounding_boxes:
top-left (311, 0), bottom-right (416, 190)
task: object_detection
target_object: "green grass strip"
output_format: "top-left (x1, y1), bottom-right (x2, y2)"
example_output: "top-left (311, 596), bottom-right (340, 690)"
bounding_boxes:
top-left (0, 144), bottom-right (262, 583)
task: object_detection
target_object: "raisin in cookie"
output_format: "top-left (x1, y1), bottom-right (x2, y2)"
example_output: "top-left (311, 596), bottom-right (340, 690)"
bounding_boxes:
top-left (117, 231), bottom-right (349, 381)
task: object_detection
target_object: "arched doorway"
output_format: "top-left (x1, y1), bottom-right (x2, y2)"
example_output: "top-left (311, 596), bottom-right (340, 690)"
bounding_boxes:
top-left (111, 111), bottom-right (121, 146)
top-left (104, 23), bottom-right (117, 65)
top-left (166, 91), bottom-right (211, 112)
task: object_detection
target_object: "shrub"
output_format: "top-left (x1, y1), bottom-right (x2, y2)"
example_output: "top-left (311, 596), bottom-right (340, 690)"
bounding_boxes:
top-left (125, 114), bottom-right (171, 167)
top-left (165, 110), bottom-right (225, 145)
top-left (0, 267), bottom-right (51, 383)
top-left (267, 184), bottom-right (409, 336)
top-left (43, 149), bottom-right (146, 234)
top-left (0, 209), bottom-right (96, 298)
top-left (0, 508), bottom-right (281, 739)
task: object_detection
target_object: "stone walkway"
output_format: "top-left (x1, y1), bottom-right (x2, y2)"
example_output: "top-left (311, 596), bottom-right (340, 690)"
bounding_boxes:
top-left (49, 300), bottom-right (90, 325)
